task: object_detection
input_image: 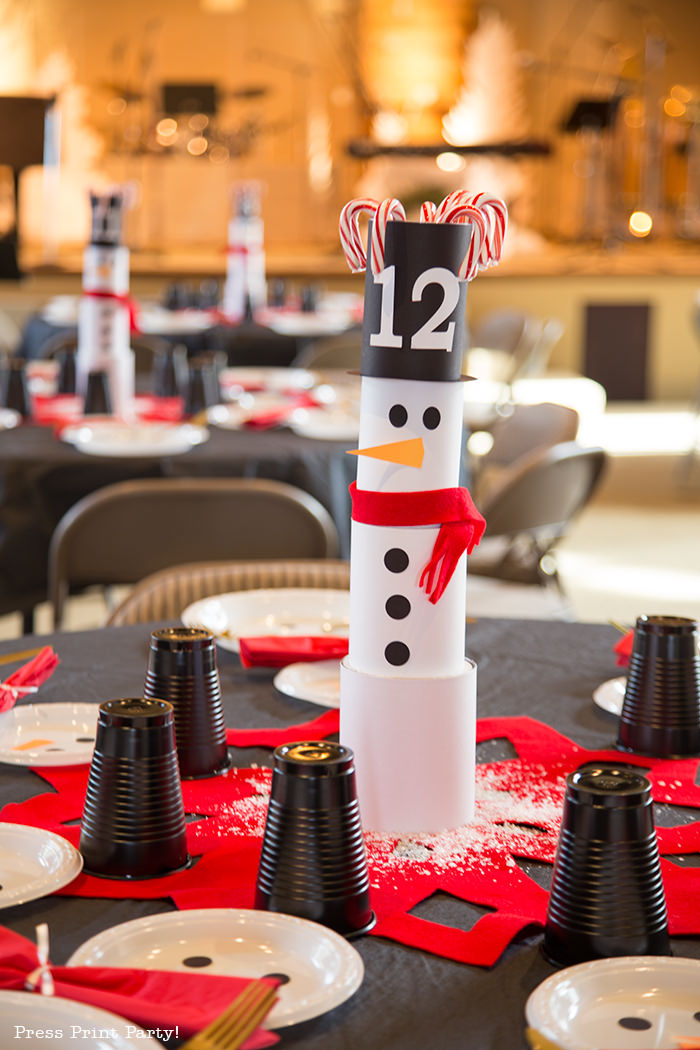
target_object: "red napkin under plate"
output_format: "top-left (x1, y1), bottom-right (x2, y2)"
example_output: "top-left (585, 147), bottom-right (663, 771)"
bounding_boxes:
top-left (238, 635), bottom-right (348, 669)
top-left (0, 647), bottom-right (60, 714)
top-left (0, 925), bottom-right (278, 1046)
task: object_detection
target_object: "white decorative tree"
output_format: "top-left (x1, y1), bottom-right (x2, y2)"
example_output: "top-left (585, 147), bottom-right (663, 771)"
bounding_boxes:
top-left (443, 8), bottom-right (528, 146)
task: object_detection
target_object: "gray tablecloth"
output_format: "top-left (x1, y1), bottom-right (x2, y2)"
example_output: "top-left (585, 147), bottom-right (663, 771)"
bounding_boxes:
top-left (0, 617), bottom-right (697, 1048)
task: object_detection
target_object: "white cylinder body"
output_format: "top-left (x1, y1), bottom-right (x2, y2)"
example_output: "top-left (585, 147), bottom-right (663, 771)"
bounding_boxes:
top-left (340, 657), bottom-right (476, 832)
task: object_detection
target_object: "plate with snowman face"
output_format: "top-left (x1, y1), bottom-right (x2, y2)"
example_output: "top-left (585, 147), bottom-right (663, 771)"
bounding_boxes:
top-left (181, 588), bottom-right (350, 653)
top-left (525, 956), bottom-right (700, 1050)
top-left (592, 675), bottom-right (627, 716)
top-left (67, 908), bottom-right (364, 1028)
top-left (273, 659), bottom-right (341, 708)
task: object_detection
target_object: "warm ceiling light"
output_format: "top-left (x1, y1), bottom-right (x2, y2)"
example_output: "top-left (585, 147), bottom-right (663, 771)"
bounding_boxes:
top-left (156, 118), bottom-right (177, 137)
top-left (436, 151), bottom-right (465, 172)
top-left (107, 98), bottom-right (127, 116)
top-left (187, 135), bottom-right (208, 156)
top-left (629, 211), bottom-right (653, 237)
top-left (664, 97), bottom-right (686, 118)
top-left (671, 84), bottom-right (692, 103)
top-left (188, 113), bottom-right (209, 132)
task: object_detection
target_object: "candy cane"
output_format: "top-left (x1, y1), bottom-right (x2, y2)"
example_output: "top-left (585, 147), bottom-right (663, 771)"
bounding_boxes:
top-left (369, 197), bottom-right (406, 275)
top-left (339, 197), bottom-right (379, 273)
top-left (432, 192), bottom-right (488, 280)
top-left (471, 192), bottom-right (507, 267)
top-left (435, 191), bottom-right (507, 276)
top-left (419, 200), bottom-right (437, 223)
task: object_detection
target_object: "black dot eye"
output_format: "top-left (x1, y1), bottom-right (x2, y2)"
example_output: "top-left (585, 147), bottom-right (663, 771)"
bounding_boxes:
top-left (389, 404), bottom-right (407, 427)
top-left (422, 407), bottom-right (440, 430)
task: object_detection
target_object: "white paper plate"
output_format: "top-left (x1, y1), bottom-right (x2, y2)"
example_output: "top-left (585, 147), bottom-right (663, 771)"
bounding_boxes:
top-left (288, 406), bottom-right (360, 441)
top-left (0, 702), bottom-right (99, 766)
top-left (593, 675), bottom-right (627, 715)
top-left (525, 955), bottom-right (700, 1050)
top-left (182, 588), bottom-right (350, 654)
top-left (0, 407), bottom-right (20, 430)
top-left (0, 823), bottom-right (83, 907)
top-left (68, 908), bottom-right (364, 1028)
top-left (219, 366), bottom-right (317, 395)
top-left (60, 420), bottom-right (209, 457)
top-left (0, 991), bottom-right (161, 1048)
top-left (274, 659), bottom-right (341, 708)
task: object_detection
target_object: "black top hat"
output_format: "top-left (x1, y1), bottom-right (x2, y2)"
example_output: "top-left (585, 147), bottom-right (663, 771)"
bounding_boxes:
top-left (360, 219), bottom-right (471, 382)
top-left (89, 190), bottom-right (124, 247)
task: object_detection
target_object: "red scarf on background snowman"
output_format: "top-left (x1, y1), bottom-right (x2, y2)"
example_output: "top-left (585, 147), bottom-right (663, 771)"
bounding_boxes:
top-left (349, 481), bottom-right (486, 604)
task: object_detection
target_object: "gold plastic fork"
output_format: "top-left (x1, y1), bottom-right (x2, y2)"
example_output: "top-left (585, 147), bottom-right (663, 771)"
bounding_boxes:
top-left (179, 979), bottom-right (278, 1050)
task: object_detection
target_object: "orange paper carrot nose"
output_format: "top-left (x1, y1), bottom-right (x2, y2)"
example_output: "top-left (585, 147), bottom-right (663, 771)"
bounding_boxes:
top-left (347, 437), bottom-right (424, 468)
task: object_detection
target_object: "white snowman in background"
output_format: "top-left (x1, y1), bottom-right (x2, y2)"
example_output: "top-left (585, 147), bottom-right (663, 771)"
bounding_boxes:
top-left (76, 188), bottom-right (134, 418)
top-left (338, 193), bottom-right (506, 834)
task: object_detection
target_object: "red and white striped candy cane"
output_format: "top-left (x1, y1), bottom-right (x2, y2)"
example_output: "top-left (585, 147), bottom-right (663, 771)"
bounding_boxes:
top-left (434, 191), bottom-right (490, 281)
top-left (369, 197), bottom-right (406, 275)
top-left (419, 200), bottom-right (437, 223)
top-left (339, 197), bottom-right (379, 273)
top-left (436, 190), bottom-right (507, 275)
top-left (470, 192), bottom-right (507, 268)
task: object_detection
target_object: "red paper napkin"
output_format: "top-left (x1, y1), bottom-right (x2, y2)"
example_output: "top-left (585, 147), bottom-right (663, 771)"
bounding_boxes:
top-left (614, 629), bottom-right (634, 668)
top-left (0, 925), bottom-right (278, 1046)
top-left (0, 647), bottom-right (60, 713)
top-left (238, 635), bottom-right (348, 668)
top-left (243, 392), bottom-right (319, 430)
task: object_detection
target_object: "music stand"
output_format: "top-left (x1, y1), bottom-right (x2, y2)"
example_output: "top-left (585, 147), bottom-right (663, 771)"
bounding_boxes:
top-left (562, 98), bottom-right (621, 134)
top-left (0, 95), bottom-right (55, 279)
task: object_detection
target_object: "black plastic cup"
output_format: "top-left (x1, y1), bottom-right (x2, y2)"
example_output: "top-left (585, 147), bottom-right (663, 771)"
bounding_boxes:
top-left (84, 369), bottom-right (112, 414)
top-left (55, 347), bottom-right (77, 395)
top-left (151, 344), bottom-right (189, 398)
top-left (4, 359), bottom-right (31, 417)
top-left (184, 356), bottom-right (218, 416)
top-left (543, 764), bottom-right (670, 967)
top-left (143, 626), bottom-right (230, 779)
top-left (79, 698), bottom-right (190, 879)
top-left (255, 741), bottom-right (375, 938)
top-left (617, 615), bottom-right (700, 757)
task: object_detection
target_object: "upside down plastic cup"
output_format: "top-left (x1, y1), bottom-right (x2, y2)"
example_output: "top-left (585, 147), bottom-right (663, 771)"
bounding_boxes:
top-left (617, 615), bottom-right (700, 757)
top-left (255, 741), bottom-right (375, 937)
top-left (543, 764), bottom-right (670, 967)
top-left (84, 369), bottom-right (112, 415)
top-left (143, 626), bottom-right (230, 779)
top-left (79, 698), bottom-right (190, 879)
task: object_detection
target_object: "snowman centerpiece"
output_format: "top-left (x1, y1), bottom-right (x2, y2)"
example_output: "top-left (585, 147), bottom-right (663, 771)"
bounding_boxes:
top-left (338, 193), bottom-right (507, 833)
top-left (76, 188), bottom-right (135, 418)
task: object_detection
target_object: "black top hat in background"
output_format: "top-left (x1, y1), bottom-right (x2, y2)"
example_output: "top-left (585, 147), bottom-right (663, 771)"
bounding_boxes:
top-left (89, 190), bottom-right (125, 248)
top-left (360, 219), bottom-right (471, 383)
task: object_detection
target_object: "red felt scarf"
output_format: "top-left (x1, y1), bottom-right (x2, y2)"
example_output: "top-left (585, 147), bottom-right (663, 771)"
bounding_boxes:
top-left (349, 481), bottom-right (486, 603)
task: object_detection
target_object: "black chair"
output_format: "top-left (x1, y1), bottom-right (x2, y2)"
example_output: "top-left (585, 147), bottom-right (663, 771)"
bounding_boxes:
top-left (212, 321), bottom-right (302, 368)
top-left (469, 441), bottom-right (607, 592)
top-left (48, 477), bottom-right (340, 628)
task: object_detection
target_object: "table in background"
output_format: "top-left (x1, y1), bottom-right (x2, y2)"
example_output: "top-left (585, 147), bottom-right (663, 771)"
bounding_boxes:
top-left (0, 616), bottom-right (697, 1049)
top-left (0, 423), bottom-right (355, 623)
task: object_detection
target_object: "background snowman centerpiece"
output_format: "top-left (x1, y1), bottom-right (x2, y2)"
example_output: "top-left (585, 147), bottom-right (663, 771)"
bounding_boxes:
top-left (338, 192), bottom-right (507, 834)
top-left (76, 187), bottom-right (136, 418)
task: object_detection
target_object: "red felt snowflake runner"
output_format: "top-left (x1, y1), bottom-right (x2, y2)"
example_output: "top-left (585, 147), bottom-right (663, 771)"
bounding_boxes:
top-left (2, 715), bottom-right (699, 968)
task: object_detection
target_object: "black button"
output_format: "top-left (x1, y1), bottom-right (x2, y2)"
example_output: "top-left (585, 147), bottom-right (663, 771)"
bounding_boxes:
top-left (384, 548), bottom-right (409, 573)
top-left (385, 641), bottom-right (410, 666)
top-left (386, 594), bottom-right (411, 619)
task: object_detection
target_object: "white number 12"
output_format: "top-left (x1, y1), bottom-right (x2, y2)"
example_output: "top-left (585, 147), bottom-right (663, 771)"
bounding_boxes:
top-left (369, 265), bottom-right (460, 352)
